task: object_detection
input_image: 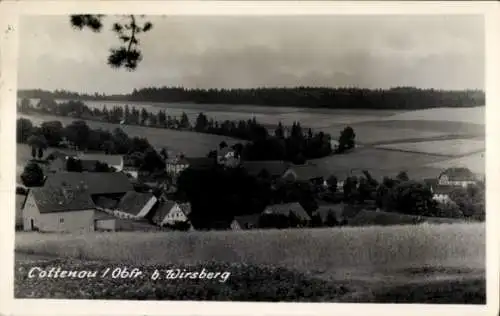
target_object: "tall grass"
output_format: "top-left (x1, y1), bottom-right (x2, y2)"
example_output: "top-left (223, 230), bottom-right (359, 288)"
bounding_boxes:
top-left (15, 223), bottom-right (485, 277)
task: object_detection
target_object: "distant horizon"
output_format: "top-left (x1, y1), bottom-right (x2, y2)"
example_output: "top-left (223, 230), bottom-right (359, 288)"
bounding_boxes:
top-left (17, 86), bottom-right (486, 97)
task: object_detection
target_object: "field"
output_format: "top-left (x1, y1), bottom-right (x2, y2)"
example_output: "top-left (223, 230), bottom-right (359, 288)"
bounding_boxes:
top-left (18, 113), bottom-right (243, 157)
top-left (375, 138), bottom-right (485, 157)
top-left (425, 152), bottom-right (485, 175)
top-left (14, 223), bottom-right (486, 302)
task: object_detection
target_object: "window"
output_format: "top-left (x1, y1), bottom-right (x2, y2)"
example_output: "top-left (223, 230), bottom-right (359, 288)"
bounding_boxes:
top-left (59, 218), bottom-right (64, 223)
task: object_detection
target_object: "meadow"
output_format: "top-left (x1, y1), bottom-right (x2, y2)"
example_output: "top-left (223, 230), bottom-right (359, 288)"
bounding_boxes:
top-left (14, 223), bottom-right (486, 302)
top-left (375, 138), bottom-right (485, 157)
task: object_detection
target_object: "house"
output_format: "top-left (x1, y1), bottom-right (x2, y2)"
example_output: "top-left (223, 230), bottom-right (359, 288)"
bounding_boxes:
top-left (262, 202), bottom-right (311, 227)
top-left (114, 191), bottom-right (158, 219)
top-left (230, 214), bottom-right (262, 230)
top-left (165, 156), bottom-right (191, 176)
top-left (15, 193), bottom-right (26, 230)
top-left (241, 160), bottom-right (290, 179)
top-left (282, 163), bottom-right (325, 185)
top-left (77, 153), bottom-right (124, 172)
top-left (151, 200), bottom-right (191, 226)
top-left (437, 167), bottom-right (477, 187)
top-left (22, 185), bottom-right (97, 232)
top-left (44, 172), bottom-right (134, 199)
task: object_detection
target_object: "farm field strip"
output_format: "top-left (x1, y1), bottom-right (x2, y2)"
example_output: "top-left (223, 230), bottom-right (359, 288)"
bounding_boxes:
top-left (378, 106), bottom-right (485, 125)
top-left (374, 139), bottom-right (485, 157)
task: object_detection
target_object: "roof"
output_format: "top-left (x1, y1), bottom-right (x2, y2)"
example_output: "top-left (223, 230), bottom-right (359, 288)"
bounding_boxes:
top-left (78, 154), bottom-right (123, 166)
top-left (94, 196), bottom-right (119, 209)
top-left (284, 163), bottom-right (325, 181)
top-left (80, 160), bottom-right (99, 171)
top-left (116, 191), bottom-right (156, 216)
top-left (233, 214), bottom-right (261, 228)
top-left (439, 167), bottom-right (476, 181)
top-left (44, 172), bottom-right (134, 196)
top-left (94, 210), bottom-right (116, 220)
top-left (241, 160), bottom-right (290, 177)
top-left (30, 186), bottom-right (96, 214)
top-left (264, 202), bottom-right (311, 221)
top-left (178, 203), bottom-right (192, 216)
top-left (151, 200), bottom-right (178, 224)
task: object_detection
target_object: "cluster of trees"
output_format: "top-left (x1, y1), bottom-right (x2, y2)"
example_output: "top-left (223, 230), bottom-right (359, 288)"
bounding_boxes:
top-left (19, 87), bottom-right (485, 110)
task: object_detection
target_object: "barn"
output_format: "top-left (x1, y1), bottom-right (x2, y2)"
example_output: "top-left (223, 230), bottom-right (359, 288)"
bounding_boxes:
top-left (23, 186), bottom-right (97, 232)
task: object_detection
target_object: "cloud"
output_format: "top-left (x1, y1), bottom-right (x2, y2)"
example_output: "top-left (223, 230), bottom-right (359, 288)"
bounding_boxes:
top-left (17, 14), bottom-right (484, 93)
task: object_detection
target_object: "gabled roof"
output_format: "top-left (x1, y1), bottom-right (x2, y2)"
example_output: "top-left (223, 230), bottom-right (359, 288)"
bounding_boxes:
top-left (439, 168), bottom-right (476, 181)
top-left (178, 203), bottom-right (191, 216)
top-left (116, 191), bottom-right (156, 216)
top-left (44, 172), bottom-right (134, 196)
top-left (264, 202), bottom-right (311, 221)
top-left (78, 154), bottom-right (123, 166)
top-left (151, 200), bottom-right (179, 224)
top-left (284, 163), bottom-right (325, 181)
top-left (233, 214), bottom-right (261, 228)
top-left (30, 186), bottom-right (96, 214)
top-left (241, 160), bottom-right (290, 177)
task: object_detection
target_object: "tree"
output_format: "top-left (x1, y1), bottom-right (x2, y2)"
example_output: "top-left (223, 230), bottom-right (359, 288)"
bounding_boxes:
top-left (195, 113), bottom-right (209, 132)
top-left (180, 112), bottom-right (190, 129)
top-left (435, 200), bottom-right (464, 219)
top-left (326, 175), bottom-right (338, 193)
top-left (396, 171), bottom-right (409, 182)
top-left (387, 180), bottom-right (436, 216)
top-left (66, 157), bottom-right (83, 172)
top-left (27, 134), bottom-right (48, 159)
top-left (338, 126), bottom-right (356, 153)
top-left (21, 162), bottom-right (44, 187)
top-left (64, 120), bottom-right (90, 150)
top-left (40, 120), bottom-right (64, 147)
top-left (17, 118), bottom-right (33, 143)
top-left (70, 15), bottom-right (153, 70)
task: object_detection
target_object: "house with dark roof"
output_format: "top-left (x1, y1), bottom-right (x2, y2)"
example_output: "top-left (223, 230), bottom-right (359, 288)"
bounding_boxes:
top-left (438, 167), bottom-right (477, 187)
top-left (22, 185), bottom-right (98, 232)
top-left (282, 163), bottom-right (325, 185)
top-left (151, 200), bottom-right (191, 227)
top-left (241, 160), bottom-right (290, 179)
top-left (230, 214), bottom-right (262, 230)
top-left (44, 172), bottom-right (134, 198)
top-left (77, 153), bottom-right (124, 171)
top-left (114, 191), bottom-right (158, 219)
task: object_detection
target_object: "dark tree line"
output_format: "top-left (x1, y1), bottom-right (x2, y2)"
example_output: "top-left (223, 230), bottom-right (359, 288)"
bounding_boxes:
top-left (19, 86), bottom-right (484, 110)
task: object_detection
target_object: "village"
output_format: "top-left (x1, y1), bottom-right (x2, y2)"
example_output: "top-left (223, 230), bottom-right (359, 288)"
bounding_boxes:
top-left (15, 134), bottom-right (485, 233)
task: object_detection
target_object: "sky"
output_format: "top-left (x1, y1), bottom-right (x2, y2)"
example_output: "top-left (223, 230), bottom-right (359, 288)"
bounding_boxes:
top-left (18, 15), bottom-right (484, 94)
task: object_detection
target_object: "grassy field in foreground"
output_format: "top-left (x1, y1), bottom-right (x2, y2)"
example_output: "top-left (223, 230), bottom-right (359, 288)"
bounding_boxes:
top-left (15, 223), bottom-right (486, 303)
top-left (16, 223), bottom-right (485, 277)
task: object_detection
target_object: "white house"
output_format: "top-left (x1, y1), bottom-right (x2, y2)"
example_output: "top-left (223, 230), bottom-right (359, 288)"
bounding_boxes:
top-left (152, 200), bottom-right (191, 226)
top-left (22, 186), bottom-right (97, 232)
top-left (437, 167), bottom-right (477, 187)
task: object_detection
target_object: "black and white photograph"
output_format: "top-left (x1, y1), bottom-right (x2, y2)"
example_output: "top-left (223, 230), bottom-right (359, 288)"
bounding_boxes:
top-left (1, 1), bottom-right (499, 315)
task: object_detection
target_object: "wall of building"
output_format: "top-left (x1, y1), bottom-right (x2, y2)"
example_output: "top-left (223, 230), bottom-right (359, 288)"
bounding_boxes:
top-left (95, 219), bottom-right (116, 231)
top-left (162, 205), bottom-right (188, 225)
top-left (23, 194), bottom-right (97, 232)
